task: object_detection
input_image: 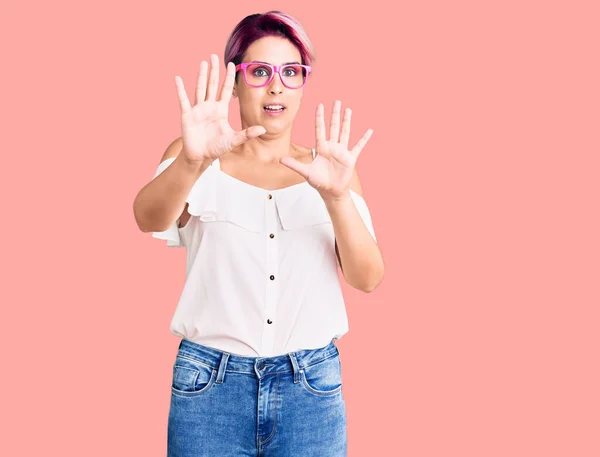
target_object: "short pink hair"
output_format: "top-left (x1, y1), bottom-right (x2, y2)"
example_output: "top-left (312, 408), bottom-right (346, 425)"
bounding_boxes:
top-left (224, 11), bottom-right (316, 77)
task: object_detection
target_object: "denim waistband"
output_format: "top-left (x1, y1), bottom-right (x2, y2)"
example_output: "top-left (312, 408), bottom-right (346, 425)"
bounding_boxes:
top-left (177, 338), bottom-right (339, 376)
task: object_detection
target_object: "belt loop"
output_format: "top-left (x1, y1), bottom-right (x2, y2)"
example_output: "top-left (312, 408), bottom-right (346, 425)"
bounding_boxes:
top-left (288, 352), bottom-right (301, 383)
top-left (216, 352), bottom-right (230, 384)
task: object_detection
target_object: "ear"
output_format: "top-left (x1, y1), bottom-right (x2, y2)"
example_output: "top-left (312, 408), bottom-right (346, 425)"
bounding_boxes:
top-left (232, 84), bottom-right (238, 98)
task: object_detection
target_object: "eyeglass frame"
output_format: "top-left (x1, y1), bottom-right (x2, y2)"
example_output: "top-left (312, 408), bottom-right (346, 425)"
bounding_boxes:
top-left (234, 62), bottom-right (312, 89)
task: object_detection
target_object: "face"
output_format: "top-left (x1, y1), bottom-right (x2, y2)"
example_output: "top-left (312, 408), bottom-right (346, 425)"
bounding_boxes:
top-left (233, 36), bottom-right (306, 135)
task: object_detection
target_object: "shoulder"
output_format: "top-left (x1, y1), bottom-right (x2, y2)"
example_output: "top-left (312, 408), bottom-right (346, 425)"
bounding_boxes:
top-left (293, 144), bottom-right (314, 162)
top-left (160, 136), bottom-right (183, 162)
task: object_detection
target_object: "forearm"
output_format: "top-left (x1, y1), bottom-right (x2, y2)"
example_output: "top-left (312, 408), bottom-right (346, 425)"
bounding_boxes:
top-left (133, 155), bottom-right (211, 232)
top-left (323, 192), bottom-right (384, 292)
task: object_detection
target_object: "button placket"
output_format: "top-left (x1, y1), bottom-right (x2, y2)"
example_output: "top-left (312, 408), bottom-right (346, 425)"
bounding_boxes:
top-left (261, 191), bottom-right (278, 355)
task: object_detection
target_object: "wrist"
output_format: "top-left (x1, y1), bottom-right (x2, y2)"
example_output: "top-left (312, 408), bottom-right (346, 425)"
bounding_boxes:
top-left (175, 154), bottom-right (213, 176)
top-left (320, 189), bottom-right (352, 205)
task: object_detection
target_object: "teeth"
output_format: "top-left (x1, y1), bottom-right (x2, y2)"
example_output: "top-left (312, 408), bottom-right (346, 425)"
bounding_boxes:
top-left (265, 105), bottom-right (284, 110)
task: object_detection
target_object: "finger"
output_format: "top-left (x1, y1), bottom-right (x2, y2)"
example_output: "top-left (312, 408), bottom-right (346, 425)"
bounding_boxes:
top-left (175, 76), bottom-right (191, 114)
top-left (219, 62), bottom-right (235, 103)
top-left (315, 103), bottom-right (326, 147)
top-left (231, 125), bottom-right (267, 148)
top-left (194, 60), bottom-right (209, 106)
top-left (329, 100), bottom-right (342, 142)
top-left (351, 129), bottom-right (374, 159)
top-left (339, 108), bottom-right (352, 146)
top-left (206, 54), bottom-right (219, 101)
top-left (279, 156), bottom-right (311, 180)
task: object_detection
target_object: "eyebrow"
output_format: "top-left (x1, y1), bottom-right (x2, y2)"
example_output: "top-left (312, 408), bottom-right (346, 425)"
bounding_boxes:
top-left (254, 60), bottom-right (301, 65)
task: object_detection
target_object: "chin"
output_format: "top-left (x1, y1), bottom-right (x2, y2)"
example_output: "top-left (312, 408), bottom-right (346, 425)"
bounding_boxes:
top-left (262, 125), bottom-right (288, 136)
top-left (261, 116), bottom-right (291, 128)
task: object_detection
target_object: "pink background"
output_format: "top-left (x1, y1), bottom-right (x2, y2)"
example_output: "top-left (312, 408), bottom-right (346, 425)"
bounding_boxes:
top-left (3, 0), bottom-right (599, 455)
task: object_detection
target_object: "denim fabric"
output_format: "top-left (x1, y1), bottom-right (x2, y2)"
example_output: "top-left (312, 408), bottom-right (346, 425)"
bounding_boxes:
top-left (167, 337), bottom-right (347, 456)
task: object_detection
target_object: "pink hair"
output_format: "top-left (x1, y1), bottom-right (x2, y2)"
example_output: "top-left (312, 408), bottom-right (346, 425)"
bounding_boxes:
top-left (224, 11), bottom-right (316, 78)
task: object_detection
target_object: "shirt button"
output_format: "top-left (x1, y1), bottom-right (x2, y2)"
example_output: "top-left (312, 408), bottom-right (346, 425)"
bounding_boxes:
top-left (267, 193), bottom-right (273, 200)
top-left (267, 319), bottom-right (273, 324)
top-left (269, 275), bottom-right (275, 280)
top-left (269, 233), bottom-right (275, 239)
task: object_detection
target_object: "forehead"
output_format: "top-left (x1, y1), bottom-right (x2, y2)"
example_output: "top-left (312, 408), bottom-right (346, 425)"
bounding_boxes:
top-left (244, 36), bottom-right (301, 65)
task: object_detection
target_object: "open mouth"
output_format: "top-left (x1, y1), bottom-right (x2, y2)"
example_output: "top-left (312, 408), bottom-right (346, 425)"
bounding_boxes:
top-left (264, 104), bottom-right (286, 113)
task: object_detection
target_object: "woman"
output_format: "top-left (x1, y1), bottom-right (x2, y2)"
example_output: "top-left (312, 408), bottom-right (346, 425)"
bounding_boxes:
top-left (134, 11), bottom-right (384, 457)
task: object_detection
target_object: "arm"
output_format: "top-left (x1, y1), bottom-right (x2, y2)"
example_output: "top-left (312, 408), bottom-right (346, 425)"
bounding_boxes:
top-left (133, 137), bottom-right (212, 233)
top-left (327, 167), bottom-right (384, 293)
top-left (135, 55), bottom-right (267, 234)
top-left (280, 101), bottom-right (384, 293)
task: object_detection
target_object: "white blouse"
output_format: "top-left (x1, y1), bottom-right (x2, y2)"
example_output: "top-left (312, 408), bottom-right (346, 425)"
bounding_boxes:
top-left (151, 148), bottom-right (377, 357)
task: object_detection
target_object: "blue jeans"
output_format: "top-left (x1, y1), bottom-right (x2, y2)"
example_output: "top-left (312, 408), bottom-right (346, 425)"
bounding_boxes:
top-left (167, 337), bottom-right (347, 456)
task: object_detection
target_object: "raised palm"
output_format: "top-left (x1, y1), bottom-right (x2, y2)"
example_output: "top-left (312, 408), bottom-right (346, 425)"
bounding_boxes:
top-left (174, 54), bottom-right (266, 163)
top-left (280, 100), bottom-right (373, 200)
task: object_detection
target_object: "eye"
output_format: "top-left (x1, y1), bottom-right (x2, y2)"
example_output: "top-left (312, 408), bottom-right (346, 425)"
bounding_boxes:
top-left (252, 66), bottom-right (270, 77)
top-left (283, 67), bottom-right (297, 77)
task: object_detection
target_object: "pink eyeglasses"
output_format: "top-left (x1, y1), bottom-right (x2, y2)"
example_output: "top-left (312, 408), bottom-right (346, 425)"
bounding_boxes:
top-left (235, 62), bottom-right (312, 89)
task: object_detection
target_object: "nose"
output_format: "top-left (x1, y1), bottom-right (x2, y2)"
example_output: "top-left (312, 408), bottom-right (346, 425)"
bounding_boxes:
top-left (268, 71), bottom-right (284, 95)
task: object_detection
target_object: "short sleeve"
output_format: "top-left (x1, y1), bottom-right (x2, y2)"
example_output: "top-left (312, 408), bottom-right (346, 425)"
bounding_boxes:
top-left (152, 157), bottom-right (176, 179)
top-left (150, 157), bottom-right (219, 248)
top-left (349, 191), bottom-right (377, 243)
top-left (150, 157), bottom-right (184, 248)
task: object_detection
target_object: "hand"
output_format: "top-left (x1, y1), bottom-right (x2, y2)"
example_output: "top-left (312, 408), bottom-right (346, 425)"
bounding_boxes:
top-left (280, 100), bottom-right (373, 200)
top-left (174, 54), bottom-right (266, 164)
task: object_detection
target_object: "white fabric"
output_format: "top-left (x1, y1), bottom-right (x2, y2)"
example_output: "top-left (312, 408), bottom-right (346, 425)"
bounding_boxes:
top-left (151, 149), bottom-right (377, 356)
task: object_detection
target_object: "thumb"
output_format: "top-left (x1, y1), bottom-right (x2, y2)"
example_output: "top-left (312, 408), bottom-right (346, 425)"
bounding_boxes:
top-left (279, 156), bottom-right (311, 179)
top-left (231, 125), bottom-right (266, 147)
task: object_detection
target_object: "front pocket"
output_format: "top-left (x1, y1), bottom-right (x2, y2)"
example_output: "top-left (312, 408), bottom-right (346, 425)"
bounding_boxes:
top-left (299, 353), bottom-right (343, 397)
top-left (171, 355), bottom-right (218, 398)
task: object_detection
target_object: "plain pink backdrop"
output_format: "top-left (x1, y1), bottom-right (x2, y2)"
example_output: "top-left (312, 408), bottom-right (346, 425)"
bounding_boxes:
top-left (2, 1), bottom-right (599, 456)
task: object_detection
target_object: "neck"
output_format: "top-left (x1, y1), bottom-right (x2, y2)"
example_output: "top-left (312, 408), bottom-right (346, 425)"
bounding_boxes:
top-left (238, 128), bottom-right (296, 164)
